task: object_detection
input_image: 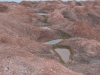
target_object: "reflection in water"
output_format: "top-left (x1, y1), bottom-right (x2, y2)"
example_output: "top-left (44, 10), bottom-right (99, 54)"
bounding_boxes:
top-left (54, 48), bottom-right (70, 63)
top-left (44, 39), bottom-right (63, 45)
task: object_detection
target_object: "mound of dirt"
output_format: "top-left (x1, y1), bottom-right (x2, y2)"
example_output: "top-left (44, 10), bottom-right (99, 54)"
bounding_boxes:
top-left (0, 1), bottom-right (100, 75)
top-left (51, 21), bottom-right (100, 39)
top-left (47, 10), bottom-right (68, 24)
top-left (35, 1), bottom-right (67, 13)
top-left (73, 6), bottom-right (88, 14)
top-left (65, 21), bottom-right (100, 39)
top-left (0, 4), bottom-right (8, 13)
top-left (0, 35), bottom-right (84, 75)
top-left (0, 2), bottom-right (54, 42)
top-left (58, 37), bottom-right (100, 75)
top-left (20, 1), bottom-right (34, 8)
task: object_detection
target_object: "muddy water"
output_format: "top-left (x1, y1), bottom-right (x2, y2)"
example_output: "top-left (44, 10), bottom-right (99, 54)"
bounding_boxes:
top-left (54, 48), bottom-right (70, 63)
top-left (44, 39), bottom-right (63, 45)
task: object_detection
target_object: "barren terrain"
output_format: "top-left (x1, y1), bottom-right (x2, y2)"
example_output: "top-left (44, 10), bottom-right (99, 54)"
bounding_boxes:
top-left (0, 1), bottom-right (100, 75)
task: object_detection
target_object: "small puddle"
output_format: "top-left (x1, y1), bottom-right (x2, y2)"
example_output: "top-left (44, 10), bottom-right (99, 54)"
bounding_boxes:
top-left (54, 48), bottom-right (70, 63)
top-left (37, 13), bottom-right (49, 16)
top-left (40, 27), bottom-right (51, 30)
top-left (44, 39), bottom-right (63, 45)
top-left (44, 39), bottom-right (73, 64)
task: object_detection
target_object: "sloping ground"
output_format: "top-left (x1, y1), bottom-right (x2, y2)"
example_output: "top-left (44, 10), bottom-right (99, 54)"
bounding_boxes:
top-left (64, 21), bottom-right (100, 39)
top-left (0, 42), bottom-right (82, 75)
top-left (51, 20), bottom-right (100, 39)
top-left (0, 1), bottom-right (100, 75)
top-left (0, 2), bottom-right (84, 75)
top-left (0, 2), bottom-right (55, 42)
top-left (58, 38), bottom-right (100, 75)
top-left (61, 5), bottom-right (100, 26)
top-left (58, 38), bottom-right (100, 62)
top-left (0, 4), bottom-right (8, 13)
top-left (19, 1), bottom-right (34, 8)
top-left (47, 2), bottom-right (100, 39)
top-left (47, 10), bottom-right (68, 24)
top-left (34, 1), bottom-right (67, 13)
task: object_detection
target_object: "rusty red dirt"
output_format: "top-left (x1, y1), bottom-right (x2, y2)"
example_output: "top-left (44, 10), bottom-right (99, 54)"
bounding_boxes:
top-left (0, 1), bottom-right (100, 75)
